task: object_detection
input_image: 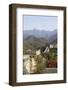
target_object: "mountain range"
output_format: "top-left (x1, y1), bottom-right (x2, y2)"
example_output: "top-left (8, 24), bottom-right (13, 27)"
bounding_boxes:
top-left (23, 29), bottom-right (57, 51)
top-left (23, 29), bottom-right (57, 39)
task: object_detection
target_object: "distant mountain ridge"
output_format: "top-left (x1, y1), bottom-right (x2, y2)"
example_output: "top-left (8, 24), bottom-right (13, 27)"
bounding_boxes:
top-left (23, 29), bottom-right (57, 51)
top-left (23, 29), bottom-right (57, 40)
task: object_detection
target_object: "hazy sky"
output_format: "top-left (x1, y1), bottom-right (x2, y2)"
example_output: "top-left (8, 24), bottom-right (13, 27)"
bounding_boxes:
top-left (23, 15), bottom-right (57, 31)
